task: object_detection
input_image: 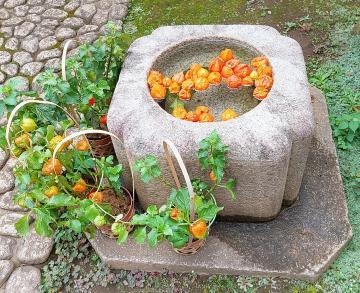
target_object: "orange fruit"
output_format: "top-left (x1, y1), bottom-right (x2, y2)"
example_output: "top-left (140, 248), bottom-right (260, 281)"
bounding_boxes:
top-left (162, 77), bottom-right (172, 87)
top-left (225, 58), bottom-right (240, 69)
top-left (169, 81), bottom-right (181, 94)
top-left (208, 72), bottom-right (222, 85)
top-left (185, 111), bottom-right (199, 122)
top-left (181, 79), bottom-right (194, 90)
top-left (194, 77), bottom-right (209, 91)
top-left (170, 208), bottom-right (180, 220)
top-left (48, 135), bottom-right (71, 152)
top-left (226, 75), bottom-right (242, 89)
top-left (42, 158), bottom-right (63, 175)
top-left (150, 83), bottom-right (166, 100)
top-left (241, 76), bottom-right (254, 86)
top-left (221, 108), bottom-right (239, 121)
top-left (189, 219), bottom-right (207, 239)
top-left (199, 112), bottom-right (214, 122)
top-left (178, 89), bottom-right (191, 101)
top-left (209, 170), bottom-right (217, 181)
top-left (172, 107), bottom-right (187, 119)
top-left (234, 64), bottom-right (252, 78)
top-left (72, 178), bottom-right (87, 194)
top-left (219, 48), bottom-right (234, 62)
top-left (220, 66), bottom-right (234, 78)
top-left (257, 65), bottom-right (272, 77)
top-left (253, 86), bottom-right (269, 100)
top-left (197, 68), bottom-right (209, 78)
top-left (249, 70), bottom-right (259, 80)
top-left (88, 191), bottom-right (103, 203)
top-left (195, 106), bottom-right (210, 116)
top-left (255, 75), bottom-right (273, 89)
top-left (172, 72), bottom-right (185, 84)
top-left (14, 133), bottom-right (30, 149)
top-left (76, 140), bottom-right (90, 151)
top-left (208, 57), bottom-right (225, 73)
top-left (251, 56), bottom-right (269, 68)
top-left (147, 70), bottom-right (163, 86)
top-left (44, 186), bottom-right (59, 198)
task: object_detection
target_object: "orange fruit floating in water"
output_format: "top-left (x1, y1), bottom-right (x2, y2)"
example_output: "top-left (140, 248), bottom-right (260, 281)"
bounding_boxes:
top-left (194, 77), bottom-right (209, 91)
top-left (209, 57), bottom-right (225, 73)
top-left (208, 72), bottom-right (222, 85)
top-left (253, 86), bottom-right (269, 100)
top-left (199, 112), bottom-right (214, 122)
top-left (147, 70), bottom-right (163, 86)
top-left (150, 83), bottom-right (166, 100)
top-left (226, 75), bottom-right (242, 89)
top-left (172, 107), bottom-right (187, 119)
top-left (219, 48), bottom-right (234, 62)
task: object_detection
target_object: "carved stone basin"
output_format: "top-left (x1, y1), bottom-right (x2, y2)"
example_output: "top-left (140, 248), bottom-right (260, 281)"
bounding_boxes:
top-left (108, 25), bottom-right (314, 221)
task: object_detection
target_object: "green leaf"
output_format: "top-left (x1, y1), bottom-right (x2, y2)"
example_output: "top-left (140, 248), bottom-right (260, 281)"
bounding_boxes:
top-left (168, 188), bottom-right (190, 219)
top-left (134, 155), bottom-right (162, 183)
top-left (69, 219), bottom-right (82, 233)
top-left (84, 204), bottom-right (100, 221)
top-left (47, 194), bottom-right (77, 207)
top-left (34, 209), bottom-right (53, 237)
top-left (338, 121), bottom-right (348, 130)
top-left (146, 205), bottom-right (158, 216)
top-left (15, 214), bottom-right (30, 236)
top-left (133, 226), bottom-right (147, 244)
top-left (147, 229), bottom-right (158, 247)
top-left (224, 178), bottom-right (237, 199)
top-left (348, 120), bottom-right (359, 133)
top-left (0, 101), bottom-right (5, 118)
top-left (196, 200), bottom-right (223, 221)
top-left (116, 225), bottom-right (129, 244)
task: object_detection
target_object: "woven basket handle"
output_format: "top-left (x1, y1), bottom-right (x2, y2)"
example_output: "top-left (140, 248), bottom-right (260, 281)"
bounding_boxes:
top-left (163, 140), bottom-right (195, 222)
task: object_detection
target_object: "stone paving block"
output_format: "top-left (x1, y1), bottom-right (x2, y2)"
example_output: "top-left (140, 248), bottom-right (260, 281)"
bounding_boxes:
top-left (5, 266), bottom-right (41, 293)
top-left (0, 189), bottom-right (27, 212)
top-left (91, 87), bottom-right (352, 282)
top-left (0, 210), bottom-right (25, 237)
top-left (0, 260), bottom-right (14, 287)
top-left (15, 228), bottom-right (53, 265)
top-left (0, 236), bottom-right (17, 260)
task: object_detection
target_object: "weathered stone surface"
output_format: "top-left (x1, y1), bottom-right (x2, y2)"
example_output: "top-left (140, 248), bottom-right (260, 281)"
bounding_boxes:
top-left (40, 18), bottom-right (58, 27)
top-left (0, 189), bottom-right (27, 212)
top-left (20, 61), bottom-right (43, 76)
top-left (4, 0), bottom-right (26, 9)
top-left (5, 76), bottom-right (29, 91)
top-left (27, 0), bottom-right (43, 5)
top-left (109, 4), bottom-right (127, 20)
top-left (13, 51), bottom-right (33, 66)
top-left (32, 26), bottom-right (53, 38)
top-left (78, 32), bottom-right (98, 44)
top-left (64, 0), bottom-right (80, 12)
top-left (44, 57), bottom-right (61, 71)
top-left (43, 8), bottom-right (68, 20)
top-left (39, 36), bottom-right (57, 50)
top-left (14, 21), bottom-right (36, 37)
top-left (0, 63), bottom-right (18, 77)
top-left (25, 13), bottom-right (41, 23)
top-left (92, 9), bottom-right (109, 26)
top-left (93, 87), bottom-right (352, 282)
top-left (0, 72), bottom-right (5, 84)
top-left (36, 48), bottom-right (61, 61)
top-left (45, 0), bottom-right (66, 7)
top-left (77, 24), bottom-right (98, 35)
top-left (14, 5), bottom-right (29, 17)
top-left (5, 266), bottom-right (41, 293)
top-left (28, 5), bottom-right (45, 14)
top-left (109, 25), bottom-right (314, 219)
top-left (0, 211), bottom-right (24, 237)
top-left (0, 260), bottom-right (14, 287)
top-left (0, 51), bottom-right (12, 65)
top-left (0, 38), bottom-right (3, 47)
top-left (4, 38), bottom-right (19, 50)
top-left (20, 36), bottom-right (39, 53)
top-left (0, 26), bottom-right (13, 37)
top-left (0, 149), bottom-right (8, 169)
top-left (0, 236), bottom-right (16, 260)
top-left (2, 16), bottom-right (23, 26)
top-left (55, 27), bottom-right (76, 41)
top-left (15, 228), bottom-right (53, 264)
top-left (0, 8), bottom-right (10, 20)
top-left (63, 18), bottom-right (83, 31)
top-left (74, 4), bottom-right (96, 22)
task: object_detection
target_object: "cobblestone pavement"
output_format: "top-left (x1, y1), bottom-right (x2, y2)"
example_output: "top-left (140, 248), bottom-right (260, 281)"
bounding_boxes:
top-left (0, 0), bottom-right (129, 291)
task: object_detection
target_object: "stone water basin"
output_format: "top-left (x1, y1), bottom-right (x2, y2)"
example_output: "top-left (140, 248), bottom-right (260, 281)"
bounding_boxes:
top-left (108, 25), bottom-right (314, 221)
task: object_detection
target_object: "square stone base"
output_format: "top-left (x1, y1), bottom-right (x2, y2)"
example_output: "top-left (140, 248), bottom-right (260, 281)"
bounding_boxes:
top-left (90, 87), bottom-right (352, 282)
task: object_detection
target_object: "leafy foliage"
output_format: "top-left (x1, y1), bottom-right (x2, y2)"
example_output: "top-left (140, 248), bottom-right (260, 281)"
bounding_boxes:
top-left (133, 155), bottom-right (162, 183)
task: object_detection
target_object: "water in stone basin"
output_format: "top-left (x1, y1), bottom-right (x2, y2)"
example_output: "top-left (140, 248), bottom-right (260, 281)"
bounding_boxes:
top-left (151, 38), bottom-right (263, 119)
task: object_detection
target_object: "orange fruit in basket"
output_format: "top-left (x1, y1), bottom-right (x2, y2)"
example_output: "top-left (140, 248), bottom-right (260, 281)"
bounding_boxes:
top-left (88, 191), bottom-right (103, 203)
top-left (194, 77), bottom-right (209, 91)
top-left (185, 111), bottom-right (200, 122)
top-left (76, 140), bottom-right (90, 151)
top-left (221, 66), bottom-right (234, 78)
top-left (72, 178), bottom-right (87, 194)
top-left (169, 81), bottom-right (181, 94)
top-left (189, 219), bottom-right (207, 239)
top-left (199, 112), bottom-right (214, 122)
top-left (208, 72), bottom-right (222, 85)
top-left (221, 108), bottom-right (239, 121)
top-left (197, 68), bottom-right (209, 78)
top-left (15, 133), bottom-right (31, 149)
top-left (147, 70), bottom-right (163, 86)
top-left (255, 75), bottom-right (273, 89)
top-left (226, 75), bottom-right (242, 89)
top-left (42, 158), bottom-right (63, 175)
top-left (251, 56), bottom-right (269, 68)
top-left (209, 57), bottom-right (225, 73)
top-left (172, 107), bottom-right (187, 119)
top-left (257, 65), bottom-right (272, 77)
top-left (44, 186), bottom-right (59, 198)
top-left (253, 86), bottom-right (269, 100)
top-left (150, 83), bottom-right (166, 100)
top-left (219, 48), bottom-right (234, 62)
top-left (178, 89), bottom-right (191, 101)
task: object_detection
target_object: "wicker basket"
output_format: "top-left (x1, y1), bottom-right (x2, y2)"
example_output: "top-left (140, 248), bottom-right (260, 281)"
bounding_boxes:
top-left (98, 186), bottom-right (135, 238)
top-left (86, 133), bottom-right (115, 158)
top-left (162, 140), bottom-right (216, 255)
